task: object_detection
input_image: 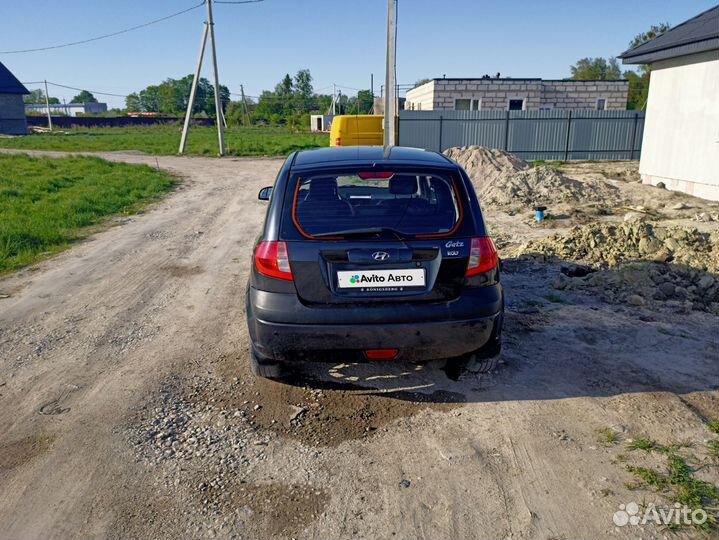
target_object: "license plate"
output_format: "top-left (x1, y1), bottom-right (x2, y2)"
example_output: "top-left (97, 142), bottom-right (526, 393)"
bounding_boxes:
top-left (337, 269), bottom-right (426, 289)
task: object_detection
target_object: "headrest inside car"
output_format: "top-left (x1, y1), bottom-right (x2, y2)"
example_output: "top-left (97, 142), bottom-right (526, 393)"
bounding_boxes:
top-left (389, 176), bottom-right (417, 195)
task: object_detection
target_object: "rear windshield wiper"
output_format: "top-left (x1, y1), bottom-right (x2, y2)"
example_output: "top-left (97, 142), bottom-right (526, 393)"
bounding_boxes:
top-left (313, 227), bottom-right (410, 240)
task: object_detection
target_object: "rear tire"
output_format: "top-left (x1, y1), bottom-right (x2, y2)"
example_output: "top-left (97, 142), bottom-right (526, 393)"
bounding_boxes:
top-left (443, 313), bottom-right (503, 379)
top-left (249, 349), bottom-right (286, 379)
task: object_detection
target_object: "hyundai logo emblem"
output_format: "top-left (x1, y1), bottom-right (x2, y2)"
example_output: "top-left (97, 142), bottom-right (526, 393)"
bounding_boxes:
top-left (372, 251), bottom-right (390, 261)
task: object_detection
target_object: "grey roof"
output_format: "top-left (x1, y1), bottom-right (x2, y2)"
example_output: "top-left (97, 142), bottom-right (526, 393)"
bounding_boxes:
top-left (0, 61), bottom-right (29, 94)
top-left (620, 5), bottom-right (719, 64)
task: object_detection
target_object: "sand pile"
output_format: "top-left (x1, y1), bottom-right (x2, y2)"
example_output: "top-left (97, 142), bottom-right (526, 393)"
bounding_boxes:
top-left (443, 146), bottom-right (528, 189)
top-left (443, 146), bottom-right (619, 209)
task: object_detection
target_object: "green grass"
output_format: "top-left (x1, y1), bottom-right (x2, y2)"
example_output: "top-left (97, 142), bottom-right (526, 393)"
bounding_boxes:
top-left (624, 440), bottom-right (719, 531)
top-left (0, 125), bottom-right (329, 157)
top-left (0, 154), bottom-right (175, 273)
top-left (597, 427), bottom-right (620, 445)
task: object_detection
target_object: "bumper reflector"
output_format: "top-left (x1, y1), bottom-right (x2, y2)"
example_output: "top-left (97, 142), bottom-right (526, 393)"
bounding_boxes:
top-left (364, 349), bottom-right (399, 360)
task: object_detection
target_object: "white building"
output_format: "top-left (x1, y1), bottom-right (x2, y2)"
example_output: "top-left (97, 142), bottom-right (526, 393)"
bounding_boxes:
top-left (310, 114), bottom-right (335, 132)
top-left (25, 102), bottom-right (108, 117)
top-left (620, 6), bottom-right (719, 201)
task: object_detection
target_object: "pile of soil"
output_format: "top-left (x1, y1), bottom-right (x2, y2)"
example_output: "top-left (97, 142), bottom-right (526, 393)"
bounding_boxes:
top-left (443, 146), bottom-right (529, 189)
top-left (444, 146), bottom-right (620, 209)
top-left (521, 221), bottom-right (719, 312)
top-left (522, 221), bottom-right (719, 272)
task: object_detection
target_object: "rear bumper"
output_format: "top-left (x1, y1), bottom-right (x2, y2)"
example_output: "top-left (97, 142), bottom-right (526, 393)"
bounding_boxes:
top-left (247, 285), bottom-right (503, 362)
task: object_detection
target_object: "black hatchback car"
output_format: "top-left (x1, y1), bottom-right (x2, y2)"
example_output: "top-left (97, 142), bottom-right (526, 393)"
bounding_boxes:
top-left (246, 146), bottom-right (503, 378)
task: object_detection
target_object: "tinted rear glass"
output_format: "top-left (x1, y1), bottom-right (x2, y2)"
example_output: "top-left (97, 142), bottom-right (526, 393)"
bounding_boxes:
top-left (292, 171), bottom-right (460, 237)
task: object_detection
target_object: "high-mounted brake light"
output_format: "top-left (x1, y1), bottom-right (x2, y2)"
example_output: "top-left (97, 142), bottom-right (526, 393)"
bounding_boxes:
top-left (465, 237), bottom-right (499, 276)
top-left (358, 171), bottom-right (395, 180)
top-left (254, 241), bottom-right (293, 281)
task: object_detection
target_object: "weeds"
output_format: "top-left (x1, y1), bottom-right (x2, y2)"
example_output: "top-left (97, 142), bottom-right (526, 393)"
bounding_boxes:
top-left (623, 439), bottom-right (719, 531)
top-left (597, 428), bottom-right (619, 445)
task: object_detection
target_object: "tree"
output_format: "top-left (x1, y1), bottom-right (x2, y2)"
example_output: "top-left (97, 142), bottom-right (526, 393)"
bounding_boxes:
top-left (125, 76), bottom-right (229, 116)
top-left (623, 23), bottom-right (671, 110)
top-left (413, 78), bottom-right (432, 88)
top-left (628, 23), bottom-right (671, 57)
top-left (293, 69), bottom-right (313, 113)
top-left (570, 57), bottom-right (622, 80)
top-left (23, 88), bottom-right (60, 105)
top-left (125, 93), bottom-right (141, 112)
top-left (71, 90), bottom-right (98, 103)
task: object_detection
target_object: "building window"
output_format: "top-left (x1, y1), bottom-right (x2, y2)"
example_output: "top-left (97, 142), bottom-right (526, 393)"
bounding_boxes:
top-left (596, 98), bottom-right (607, 110)
top-left (455, 98), bottom-right (480, 111)
top-left (508, 98), bottom-right (525, 111)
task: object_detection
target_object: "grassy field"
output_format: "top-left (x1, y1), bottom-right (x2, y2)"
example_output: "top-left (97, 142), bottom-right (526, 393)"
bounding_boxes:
top-left (0, 154), bottom-right (175, 274)
top-left (0, 125), bottom-right (329, 157)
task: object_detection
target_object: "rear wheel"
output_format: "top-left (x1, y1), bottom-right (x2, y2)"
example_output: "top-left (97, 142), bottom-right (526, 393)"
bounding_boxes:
top-left (249, 349), bottom-right (286, 379)
top-left (443, 314), bottom-right (503, 379)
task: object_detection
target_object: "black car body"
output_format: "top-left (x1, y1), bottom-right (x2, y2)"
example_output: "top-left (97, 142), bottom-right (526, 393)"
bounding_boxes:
top-left (246, 146), bottom-right (503, 377)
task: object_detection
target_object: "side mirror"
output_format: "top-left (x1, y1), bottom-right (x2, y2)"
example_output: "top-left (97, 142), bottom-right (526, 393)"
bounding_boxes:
top-left (258, 186), bottom-right (273, 201)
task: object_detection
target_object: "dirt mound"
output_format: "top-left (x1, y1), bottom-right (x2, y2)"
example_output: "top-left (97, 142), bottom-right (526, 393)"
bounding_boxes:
top-left (443, 146), bottom-right (529, 189)
top-left (444, 146), bottom-right (619, 209)
top-left (522, 221), bottom-right (719, 272)
top-left (521, 222), bottom-right (719, 312)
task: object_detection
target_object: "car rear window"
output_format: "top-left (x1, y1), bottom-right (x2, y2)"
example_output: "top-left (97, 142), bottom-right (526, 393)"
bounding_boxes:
top-left (292, 171), bottom-right (461, 238)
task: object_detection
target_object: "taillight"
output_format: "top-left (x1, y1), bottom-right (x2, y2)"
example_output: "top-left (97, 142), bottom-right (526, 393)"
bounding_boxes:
top-left (254, 241), bottom-right (293, 281)
top-left (335, 137), bottom-right (342, 146)
top-left (466, 237), bottom-right (498, 276)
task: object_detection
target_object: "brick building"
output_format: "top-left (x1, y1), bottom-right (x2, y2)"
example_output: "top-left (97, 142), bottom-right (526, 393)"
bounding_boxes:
top-left (405, 78), bottom-right (628, 112)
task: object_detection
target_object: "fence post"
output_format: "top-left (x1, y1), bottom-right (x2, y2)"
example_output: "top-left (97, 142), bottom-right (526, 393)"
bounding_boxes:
top-left (563, 110), bottom-right (572, 160)
top-left (629, 112), bottom-right (639, 160)
top-left (503, 110), bottom-right (510, 151)
top-left (438, 115), bottom-right (443, 152)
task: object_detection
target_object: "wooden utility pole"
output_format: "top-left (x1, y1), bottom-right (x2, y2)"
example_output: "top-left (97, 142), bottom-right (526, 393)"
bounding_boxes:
top-left (383, 0), bottom-right (397, 147)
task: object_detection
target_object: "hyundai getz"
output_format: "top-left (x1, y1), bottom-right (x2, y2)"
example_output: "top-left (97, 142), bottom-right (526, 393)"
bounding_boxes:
top-left (246, 146), bottom-right (504, 378)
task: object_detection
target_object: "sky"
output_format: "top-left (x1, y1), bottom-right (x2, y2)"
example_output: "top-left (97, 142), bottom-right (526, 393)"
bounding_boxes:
top-left (1, 0), bottom-right (716, 109)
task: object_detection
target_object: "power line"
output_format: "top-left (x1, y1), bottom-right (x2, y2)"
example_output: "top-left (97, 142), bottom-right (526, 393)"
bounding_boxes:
top-left (23, 81), bottom-right (130, 98)
top-left (213, 0), bottom-right (264, 3)
top-left (0, 1), bottom-right (205, 55)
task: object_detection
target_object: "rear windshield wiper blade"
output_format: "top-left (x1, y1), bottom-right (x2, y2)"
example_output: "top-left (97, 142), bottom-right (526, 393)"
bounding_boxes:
top-left (313, 227), bottom-right (410, 240)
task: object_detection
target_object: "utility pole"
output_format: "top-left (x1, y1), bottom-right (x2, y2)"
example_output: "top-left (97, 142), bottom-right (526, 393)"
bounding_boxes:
top-left (240, 84), bottom-right (250, 126)
top-left (43, 80), bottom-right (53, 131)
top-left (179, 22), bottom-right (209, 154)
top-left (206, 0), bottom-right (225, 156)
top-left (332, 83), bottom-right (336, 115)
top-left (383, 0), bottom-right (397, 147)
top-left (178, 0), bottom-right (225, 156)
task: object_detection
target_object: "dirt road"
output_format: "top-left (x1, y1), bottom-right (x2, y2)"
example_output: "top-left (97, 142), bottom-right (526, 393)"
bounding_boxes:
top-left (0, 152), bottom-right (717, 539)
